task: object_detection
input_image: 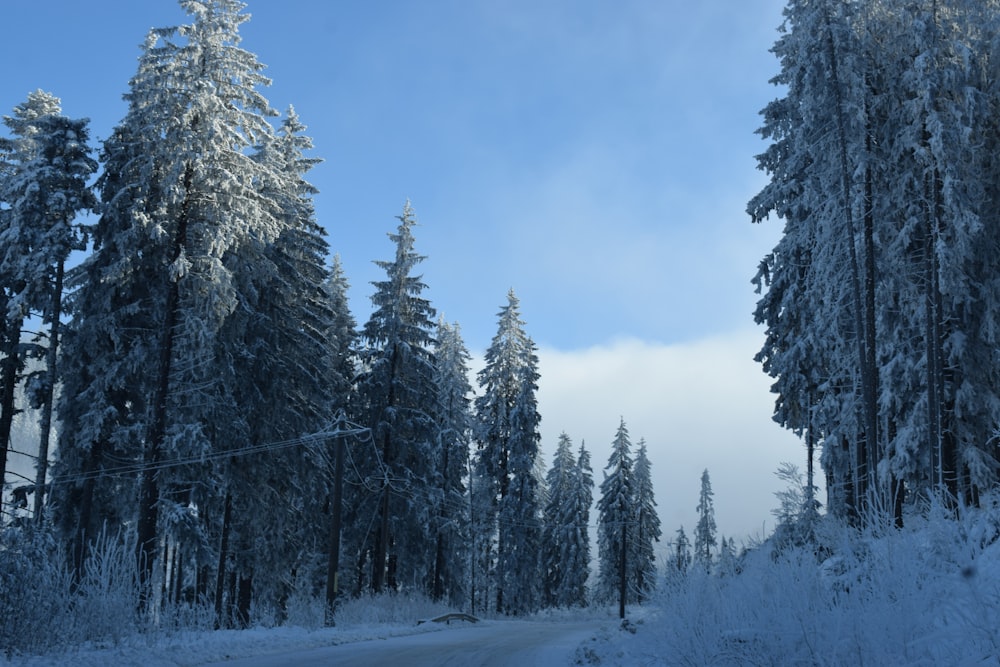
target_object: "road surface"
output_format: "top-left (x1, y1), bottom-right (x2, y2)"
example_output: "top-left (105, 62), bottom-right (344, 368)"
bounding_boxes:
top-left (199, 619), bottom-right (608, 667)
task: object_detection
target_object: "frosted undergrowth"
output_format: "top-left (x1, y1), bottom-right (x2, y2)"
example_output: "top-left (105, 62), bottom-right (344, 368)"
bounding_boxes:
top-left (579, 498), bottom-right (1000, 666)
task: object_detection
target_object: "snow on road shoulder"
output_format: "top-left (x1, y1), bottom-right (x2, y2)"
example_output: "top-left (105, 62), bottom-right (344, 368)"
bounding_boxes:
top-left (1, 621), bottom-right (449, 667)
top-left (3, 609), bottom-right (619, 667)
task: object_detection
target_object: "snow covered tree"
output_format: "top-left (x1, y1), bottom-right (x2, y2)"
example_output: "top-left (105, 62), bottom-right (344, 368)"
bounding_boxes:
top-left (474, 290), bottom-right (543, 615)
top-left (429, 318), bottom-right (472, 605)
top-left (542, 435), bottom-right (594, 608)
top-left (630, 440), bottom-right (660, 601)
top-left (542, 433), bottom-right (574, 607)
top-left (211, 106), bottom-right (335, 619)
top-left (877, 0), bottom-right (1000, 512)
top-left (717, 536), bottom-right (737, 576)
top-left (750, 0), bottom-right (883, 522)
top-left (0, 91), bottom-right (95, 518)
top-left (694, 469), bottom-right (716, 571)
top-left (325, 254), bottom-right (357, 416)
top-left (596, 418), bottom-right (635, 605)
top-left (673, 526), bottom-right (691, 574)
top-left (354, 202), bottom-right (438, 594)
top-left (753, 0), bottom-right (1000, 529)
top-left (771, 461), bottom-right (821, 550)
top-left (51, 0), bottom-right (313, 610)
top-left (568, 440), bottom-right (593, 605)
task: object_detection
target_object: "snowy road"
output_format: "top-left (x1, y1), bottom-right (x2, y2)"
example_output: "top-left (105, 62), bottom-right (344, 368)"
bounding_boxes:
top-left (198, 619), bottom-right (608, 667)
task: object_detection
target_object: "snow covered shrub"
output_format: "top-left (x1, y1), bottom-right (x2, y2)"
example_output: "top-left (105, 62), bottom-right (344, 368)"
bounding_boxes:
top-left (157, 598), bottom-right (216, 636)
top-left (334, 592), bottom-right (453, 626)
top-left (585, 504), bottom-right (1000, 666)
top-left (69, 528), bottom-right (140, 644)
top-left (281, 589), bottom-right (327, 630)
top-left (0, 523), bottom-right (72, 657)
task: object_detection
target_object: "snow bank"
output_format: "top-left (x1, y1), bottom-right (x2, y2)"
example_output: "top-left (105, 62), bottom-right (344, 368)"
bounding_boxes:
top-left (578, 500), bottom-right (1000, 665)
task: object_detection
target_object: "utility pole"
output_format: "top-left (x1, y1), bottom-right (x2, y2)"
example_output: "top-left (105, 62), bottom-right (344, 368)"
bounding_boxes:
top-left (325, 414), bottom-right (369, 626)
top-left (325, 432), bottom-right (345, 624)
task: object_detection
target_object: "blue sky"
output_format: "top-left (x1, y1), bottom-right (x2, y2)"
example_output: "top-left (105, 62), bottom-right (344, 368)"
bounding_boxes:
top-left (3, 1), bottom-right (803, 542)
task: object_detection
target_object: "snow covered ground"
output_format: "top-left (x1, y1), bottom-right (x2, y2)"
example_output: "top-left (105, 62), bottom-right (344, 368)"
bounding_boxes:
top-left (8, 500), bottom-right (1000, 666)
top-left (196, 619), bottom-right (607, 667)
top-left (1, 604), bottom-right (615, 666)
top-left (579, 502), bottom-right (1000, 666)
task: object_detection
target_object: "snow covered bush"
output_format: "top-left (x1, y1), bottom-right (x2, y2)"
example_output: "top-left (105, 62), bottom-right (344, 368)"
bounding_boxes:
top-left (68, 529), bottom-right (140, 644)
top-left (280, 589), bottom-right (328, 630)
top-left (334, 592), bottom-right (455, 626)
top-left (583, 499), bottom-right (1000, 665)
top-left (0, 524), bottom-right (72, 657)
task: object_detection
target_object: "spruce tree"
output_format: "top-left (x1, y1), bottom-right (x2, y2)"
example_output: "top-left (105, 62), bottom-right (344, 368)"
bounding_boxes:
top-left (631, 440), bottom-right (660, 601)
top-left (212, 106), bottom-right (334, 619)
top-left (596, 418), bottom-right (635, 605)
top-left (542, 436), bottom-right (593, 608)
top-left (542, 432), bottom-right (576, 607)
top-left (430, 318), bottom-right (472, 605)
top-left (354, 201), bottom-right (437, 594)
top-left (751, 0), bottom-right (1000, 524)
top-left (694, 469), bottom-right (717, 571)
top-left (325, 254), bottom-right (357, 417)
top-left (673, 526), bottom-right (691, 574)
top-left (474, 290), bottom-right (543, 615)
top-left (569, 441), bottom-right (594, 605)
top-left (52, 0), bottom-right (301, 607)
top-left (0, 91), bottom-right (95, 518)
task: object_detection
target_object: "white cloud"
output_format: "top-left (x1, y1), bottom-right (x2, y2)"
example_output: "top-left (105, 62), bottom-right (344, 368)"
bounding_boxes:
top-left (535, 329), bottom-right (807, 545)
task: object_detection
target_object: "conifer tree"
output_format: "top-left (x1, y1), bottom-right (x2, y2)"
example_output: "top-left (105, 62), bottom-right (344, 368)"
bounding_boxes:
top-left (474, 290), bottom-right (543, 615)
top-left (673, 526), bottom-right (691, 573)
top-left (212, 106), bottom-right (334, 619)
top-left (430, 318), bottom-right (472, 605)
top-left (631, 440), bottom-right (660, 601)
top-left (542, 432), bottom-right (576, 607)
top-left (325, 254), bottom-right (357, 416)
top-left (0, 91), bottom-right (95, 517)
top-left (354, 202), bottom-right (437, 594)
top-left (694, 469), bottom-right (717, 571)
top-left (751, 0), bottom-right (1000, 525)
top-left (568, 440), bottom-right (593, 605)
top-left (596, 418), bottom-right (635, 605)
top-left (717, 536), bottom-right (737, 576)
top-left (52, 0), bottom-right (301, 606)
top-left (542, 435), bottom-right (594, 608)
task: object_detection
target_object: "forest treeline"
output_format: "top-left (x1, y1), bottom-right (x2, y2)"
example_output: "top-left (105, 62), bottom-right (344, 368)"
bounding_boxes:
top-left (0, 0), bottom-right (664, 634)
top-left (751, 0), bottom-right (1000, 526)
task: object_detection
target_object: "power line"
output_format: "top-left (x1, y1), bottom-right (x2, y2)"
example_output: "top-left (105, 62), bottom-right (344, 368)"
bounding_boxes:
top-left (34, 414), bottom-right (370, 489)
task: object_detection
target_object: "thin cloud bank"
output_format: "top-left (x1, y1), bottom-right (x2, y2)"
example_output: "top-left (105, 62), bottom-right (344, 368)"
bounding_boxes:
top-left (536, 329), bottom-right (805, 545)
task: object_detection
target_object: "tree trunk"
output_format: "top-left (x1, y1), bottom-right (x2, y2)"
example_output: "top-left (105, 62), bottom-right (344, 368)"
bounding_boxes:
top-left (371, 343), bottom-right (400, 594)
top-left (137, 164), bottom-right (192, 607)
top-left (433, 531), bottom-right (446, 601)
top-left (70, 442), bottom-right (101, 583)
top-left (372, 483), bottom-right (391, 593)
top-left (173, 545), bottom-right (184, 605)
top-left (0, 317), bottom-right (23, 502)
top-left (215, 491), bottom-right (233, 629)
top-left (34, 258), bottom-right (65, 521)
top-left (863, 137), bottom-right (890, 522)
top-left (236, 571), bottom-right (252, 629)
top-left (495, 526), bottom-right (504, 614)
top-left (924, 172), bottom-right (943, 496)
top-left (823, 4), bottom-right (878, 520)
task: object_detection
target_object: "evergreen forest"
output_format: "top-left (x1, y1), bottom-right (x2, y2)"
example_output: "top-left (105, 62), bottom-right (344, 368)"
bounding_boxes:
top-left (0, 0), bottom-right (662, 652)
top-left (6, 0), bottom-right (1000, 663)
